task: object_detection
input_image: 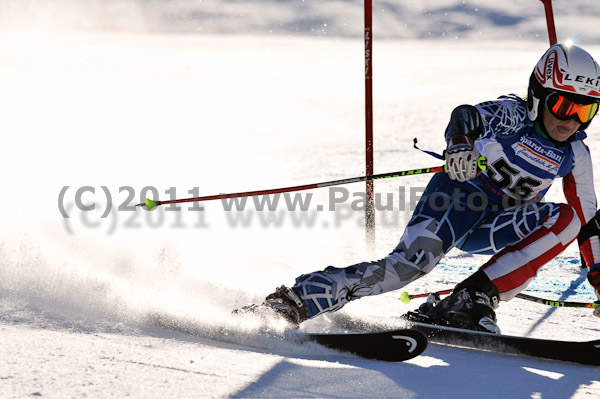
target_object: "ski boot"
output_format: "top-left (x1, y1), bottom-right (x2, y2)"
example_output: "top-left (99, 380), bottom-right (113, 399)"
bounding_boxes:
top-left (425, 271), bottom-right (501, 334)
top-left (262, 285), bottom-right (310, 325)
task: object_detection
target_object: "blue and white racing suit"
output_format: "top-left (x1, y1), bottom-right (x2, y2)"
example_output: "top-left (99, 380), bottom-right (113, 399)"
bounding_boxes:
top-left (291, 95), bottom-right (600, 319)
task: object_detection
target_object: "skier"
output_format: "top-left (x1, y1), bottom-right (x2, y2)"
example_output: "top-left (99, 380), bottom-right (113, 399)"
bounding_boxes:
top-left (260, 43), bottom-right (600, 333)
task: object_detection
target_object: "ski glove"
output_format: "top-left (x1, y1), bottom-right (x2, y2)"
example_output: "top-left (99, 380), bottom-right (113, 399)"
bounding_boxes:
top-left (445, 136), bottom-right (482, 182)
top-left (587, 263), bottom-right (600, 317)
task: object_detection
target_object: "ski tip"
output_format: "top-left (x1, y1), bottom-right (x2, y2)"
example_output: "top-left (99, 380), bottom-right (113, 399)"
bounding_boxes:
top-left (400, 292), bottom-right (411, 304)
top-left (305, 328), bottom-right (428, 362)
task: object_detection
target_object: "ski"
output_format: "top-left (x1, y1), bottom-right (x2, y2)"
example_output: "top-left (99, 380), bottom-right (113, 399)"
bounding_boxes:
top-left (234, 304), bottom-right (428, 361)
top-left (298, 329), bottom-right (428, 362)
top-left (408, 318), bottom-right (600, 366)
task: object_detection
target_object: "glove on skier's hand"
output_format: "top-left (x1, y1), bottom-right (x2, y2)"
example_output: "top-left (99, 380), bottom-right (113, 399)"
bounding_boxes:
top-left (587, 264), bottom-right (600, 317)
top-left (445, 136), bottom-right (481, 182)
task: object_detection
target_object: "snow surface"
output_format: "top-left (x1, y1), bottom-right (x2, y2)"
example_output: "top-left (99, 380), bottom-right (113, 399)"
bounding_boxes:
top-left (1, 1), bottom-right (600, 398)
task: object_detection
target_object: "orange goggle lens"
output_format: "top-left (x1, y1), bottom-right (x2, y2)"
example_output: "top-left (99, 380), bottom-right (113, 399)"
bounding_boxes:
top-left (546, 93), bottom-right (599, 124)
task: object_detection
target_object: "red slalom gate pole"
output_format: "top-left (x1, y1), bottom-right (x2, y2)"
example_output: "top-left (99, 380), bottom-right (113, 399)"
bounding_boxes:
top-left (364, 0), bottom-right (375, 247)
top-left (539, 0), bottom-right (558, 45)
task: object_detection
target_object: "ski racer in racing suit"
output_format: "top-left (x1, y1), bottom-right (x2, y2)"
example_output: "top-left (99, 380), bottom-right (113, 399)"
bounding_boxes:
top-left (263, 43), bottom-right (600, 333)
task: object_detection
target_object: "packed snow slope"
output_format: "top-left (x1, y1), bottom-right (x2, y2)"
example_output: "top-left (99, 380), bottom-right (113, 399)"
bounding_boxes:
top-left (1, 1), bottom-right (600, 398)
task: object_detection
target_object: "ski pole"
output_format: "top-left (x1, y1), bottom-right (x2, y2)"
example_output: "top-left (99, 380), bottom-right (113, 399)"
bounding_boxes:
top-left (136, 156), bottom-right (488, 210)
top-left (400, 289), bottom-right (600, 309)
top-left (514, 292), bottom-right (600, 309)
top-left (399, 289), bottom-right (452, 303)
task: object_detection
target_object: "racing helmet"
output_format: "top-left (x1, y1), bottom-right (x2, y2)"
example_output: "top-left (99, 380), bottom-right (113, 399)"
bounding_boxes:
top-left (527, 44), bottom-right (600, 130)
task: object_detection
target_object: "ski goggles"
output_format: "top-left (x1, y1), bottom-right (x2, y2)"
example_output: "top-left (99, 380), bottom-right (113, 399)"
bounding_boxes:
top-left (545, 92), bottom-right (599, 124)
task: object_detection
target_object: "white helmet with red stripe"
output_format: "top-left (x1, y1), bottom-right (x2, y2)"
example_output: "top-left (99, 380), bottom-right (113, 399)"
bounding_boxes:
top-left (527, 44), bottom-right (600, 128)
